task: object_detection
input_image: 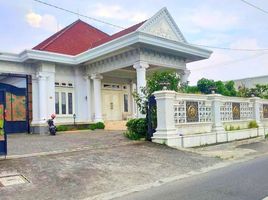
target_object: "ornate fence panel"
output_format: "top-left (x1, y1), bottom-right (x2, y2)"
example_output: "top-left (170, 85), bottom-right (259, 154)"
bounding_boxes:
top-left (220, 100), bottom-right (253, 122)
top-left (174, 94), bottom-right (212, 124)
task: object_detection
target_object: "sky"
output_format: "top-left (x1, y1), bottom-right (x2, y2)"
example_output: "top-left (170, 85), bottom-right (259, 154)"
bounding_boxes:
top-left (0, 0), bottom-right (268, 84)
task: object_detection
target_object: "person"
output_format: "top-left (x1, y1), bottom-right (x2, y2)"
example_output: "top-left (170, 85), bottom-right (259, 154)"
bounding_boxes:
top-left (47, 114), bottom-right (56, 135)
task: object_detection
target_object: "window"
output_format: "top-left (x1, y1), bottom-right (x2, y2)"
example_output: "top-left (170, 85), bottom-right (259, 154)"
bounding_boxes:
top-left (55, 92), bottom-right (59, 114)
top-left (55, 90), bottom-right (74, 115)
top-left (103, 83), bottom-right (121, 90)
top-left (61, 92), bottom-right (66, 114)
top-left (124, 94), bottom-right (128, 112)
top-left (68, 93), bottom-right (73, 114)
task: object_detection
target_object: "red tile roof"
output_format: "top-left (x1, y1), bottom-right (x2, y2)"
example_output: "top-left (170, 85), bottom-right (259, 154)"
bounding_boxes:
top-left (33, 19), bottom-right (146, 55)
top-left (33, 19), bottom-right (109, 55)
top-left (91, 21), bottom-right (146, 48)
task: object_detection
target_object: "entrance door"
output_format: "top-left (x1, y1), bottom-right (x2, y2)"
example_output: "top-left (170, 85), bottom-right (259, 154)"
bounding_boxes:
top-left (102, 91), bottom-right (122, 120)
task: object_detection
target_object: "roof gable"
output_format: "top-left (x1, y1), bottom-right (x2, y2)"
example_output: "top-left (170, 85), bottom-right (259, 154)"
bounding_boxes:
top-left (33, 19), bottom-right (109, 55)
top-left (91, 21), bottom-right (145, 48)
top-left (137, 7), bottom-right (187, 43)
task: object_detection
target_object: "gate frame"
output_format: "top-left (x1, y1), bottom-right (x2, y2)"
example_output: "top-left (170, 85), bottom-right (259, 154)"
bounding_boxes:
top-left (0, 73), bottom-right (31, 134)
top-left (0, 89), bottom-right (7, 158)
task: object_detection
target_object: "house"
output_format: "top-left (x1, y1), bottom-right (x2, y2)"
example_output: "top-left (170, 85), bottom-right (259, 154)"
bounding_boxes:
top-left (233, 75), bottom-right (268, 89)
top-left (0, 8), bottom-right (212, 134)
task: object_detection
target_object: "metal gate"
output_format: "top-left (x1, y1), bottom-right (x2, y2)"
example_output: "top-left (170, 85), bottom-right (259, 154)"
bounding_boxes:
top-left (146, 95), bottom-right (157, 141)
top-left (0, 90), bottom-right (7, 156)
top-left (0, 83), bottom-right (28, 134)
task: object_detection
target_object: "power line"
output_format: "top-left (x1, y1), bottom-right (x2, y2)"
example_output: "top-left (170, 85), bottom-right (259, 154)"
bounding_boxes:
top-left (33, 0), bottom-right (268, 52)
top-left (32, 0), bottom-right (125, 29)
top-left (239, 0), bottom-right (268, 14)
top-left (191, 44), bottom-right (268, 52)
top-left (191, 52), bottom-right (268, 71)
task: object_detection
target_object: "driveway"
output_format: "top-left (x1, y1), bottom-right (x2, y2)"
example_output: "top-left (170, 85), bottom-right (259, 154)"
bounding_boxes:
top-left (0, 131), bottom-right (220, 200)
top-left (7, 130), bottom-right (134, 156)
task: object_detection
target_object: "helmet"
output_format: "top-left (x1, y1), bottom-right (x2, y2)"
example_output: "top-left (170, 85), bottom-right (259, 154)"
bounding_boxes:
top-left (51, 114), bottom-right (56, 119)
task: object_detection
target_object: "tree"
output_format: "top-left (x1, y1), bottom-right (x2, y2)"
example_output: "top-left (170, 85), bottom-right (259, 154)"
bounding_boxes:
top-left (133, 71), bottom-right (180, 114)
top-left (197, 78), bottom-right (215, 94)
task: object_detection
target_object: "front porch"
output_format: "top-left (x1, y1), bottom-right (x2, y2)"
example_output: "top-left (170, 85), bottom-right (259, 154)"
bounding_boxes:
top-left (86, 47), bottom-right (192, 123)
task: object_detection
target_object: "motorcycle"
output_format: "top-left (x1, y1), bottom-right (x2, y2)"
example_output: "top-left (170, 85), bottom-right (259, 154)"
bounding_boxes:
top-left (47, 114), bottom-right (56, 135)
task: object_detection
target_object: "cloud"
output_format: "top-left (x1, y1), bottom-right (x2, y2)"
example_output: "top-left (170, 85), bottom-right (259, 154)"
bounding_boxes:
top-left (26, 11), bottom-right (42, 28)
top-left (25, 11), bottom-right (59, 32)
top-left (188, 8), bottom-right (239, 31)
top-left (229, 38), bottom-right (260, 49)
top-left (91, 4), bottom-right (149, 23)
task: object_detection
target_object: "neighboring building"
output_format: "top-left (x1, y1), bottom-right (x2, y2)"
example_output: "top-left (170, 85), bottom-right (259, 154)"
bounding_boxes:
top-left (0, 8), bottom-right (212, 134)
top-left (233, 75), bottom-right (268, 89)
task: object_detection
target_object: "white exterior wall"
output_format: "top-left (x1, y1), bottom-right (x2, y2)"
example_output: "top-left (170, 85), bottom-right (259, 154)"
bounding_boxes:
top-left (74, 68), bottom-right (89, 123)
top-left (233, 75), bottom-right (268, 89)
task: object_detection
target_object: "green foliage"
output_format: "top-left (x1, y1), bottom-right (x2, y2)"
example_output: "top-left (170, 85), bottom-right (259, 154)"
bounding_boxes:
top-left (238, 84), bottom-right (268, 99)
top-left (89, 124), bottom-right (97, 130)
top-left (95, 122), bottom-right (105, 129)
top-left (196, 78), bottom-right (237, 96)
top-left (146, 71), bottom-right (180, 95)
top-left (197, 78), bottom-right (216, 94)
top-left (56, 123), bottom-right (103, 132)
top-left (123, 131), bottom-right (142, 140)
top-left (124, 118), bottom-right (147, 140)
top-left (56, 125), bottom-right (68, 132)
top-left (133, 71), bottom-right (180, 114)
top-left (225, 125), bottom-right (241, 131)
top-left (183, 85), bottom-right (200, 94)
top-left (248, 120), bottom-right (259, 129)
top-left (126, 118), bottom-right (147, 137)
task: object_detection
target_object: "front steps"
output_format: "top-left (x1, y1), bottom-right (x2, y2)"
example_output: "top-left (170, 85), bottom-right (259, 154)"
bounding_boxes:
top-left (104, 121), bottom-right (127, 131)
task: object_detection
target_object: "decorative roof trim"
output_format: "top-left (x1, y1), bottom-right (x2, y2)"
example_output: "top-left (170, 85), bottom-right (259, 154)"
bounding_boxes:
top-left (137, 7), bottom-right (187, 43)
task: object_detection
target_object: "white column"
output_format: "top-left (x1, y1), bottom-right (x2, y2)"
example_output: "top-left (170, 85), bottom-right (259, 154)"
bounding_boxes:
top-left (208, 94), bottom-right (226, 142)
top-left (133, 61), bottom-right (149, 118)
top-left (85, 75), bottom-right (92, 122)
top-left (31, 76), bottom-right (39, 124)
top-left (152, 90), bottom-right (181, 147)
top-left (37, 73), bottom-right (48, 123)
top-left (131, 82), bottom-right (137, 118)
top-left (180, 69), bottom-right (191, 84)
top-left (91, 74), bottom-right (103, 122)
top-left (250, 97), bottom-right (264, 136)
top-left (133, 61), bottom-right (149, 95)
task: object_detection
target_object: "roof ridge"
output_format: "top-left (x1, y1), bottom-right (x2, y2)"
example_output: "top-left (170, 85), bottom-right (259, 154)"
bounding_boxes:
top-left (34, 20), bottom-right (80, 50)
top-left (33, 19), bottom-right (110, 51)
top-left (91, 20), bottom-right (146, 48)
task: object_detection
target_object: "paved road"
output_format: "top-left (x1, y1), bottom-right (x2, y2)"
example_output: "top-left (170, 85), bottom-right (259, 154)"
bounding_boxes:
top-left (116, 155), bottom-right (268, 200)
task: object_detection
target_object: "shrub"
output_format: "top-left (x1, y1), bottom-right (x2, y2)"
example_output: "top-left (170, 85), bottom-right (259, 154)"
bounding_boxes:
top-left (89, 124), bottom-right (97, 130)
top-left (123, 131), bottom-right (142, 140)
top-left (56, 125), bottom-right (68, 132)
top-left (124, 118), bottom-right (147, 140)
top-left (248, 120), bottom-right (259, 129)
top-left (229, 125), bottom-right (235, 131)
top-left (126, 118), bottom-right (147, 137)
top-left (95, 122), bottom-right (105, 129)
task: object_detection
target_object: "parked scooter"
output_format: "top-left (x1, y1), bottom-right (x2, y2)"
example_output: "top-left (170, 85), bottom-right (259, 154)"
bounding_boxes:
top-left (47, 114), bottom-right (56, 135)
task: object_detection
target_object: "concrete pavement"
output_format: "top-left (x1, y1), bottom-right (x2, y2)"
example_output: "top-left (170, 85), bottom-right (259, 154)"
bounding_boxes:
top-left (115, 155), bottom-right (268, 200)
top-left (0, 131), bottom-right (220, 200)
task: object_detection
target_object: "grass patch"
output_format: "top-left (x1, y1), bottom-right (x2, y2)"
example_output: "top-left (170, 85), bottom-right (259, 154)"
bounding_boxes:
top-left (56, 122), bottom-right (105, 132)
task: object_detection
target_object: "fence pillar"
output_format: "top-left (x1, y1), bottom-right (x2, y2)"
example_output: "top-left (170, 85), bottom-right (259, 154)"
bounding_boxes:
top-left (152, 90), bottom-right (181, 147)
top-left (250, 97), bottom-right (265, 137)
top-left (208, 94), bottom-right (226, 142)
